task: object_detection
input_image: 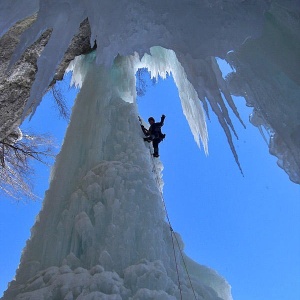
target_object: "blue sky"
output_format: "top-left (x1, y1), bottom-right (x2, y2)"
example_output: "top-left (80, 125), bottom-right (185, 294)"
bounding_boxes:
top-left (0, 64), bottom-right (300, 300)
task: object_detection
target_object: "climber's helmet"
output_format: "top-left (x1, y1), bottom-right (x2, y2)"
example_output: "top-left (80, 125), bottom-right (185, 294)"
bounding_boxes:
top-left (148, 117), bottom-right (155, 124)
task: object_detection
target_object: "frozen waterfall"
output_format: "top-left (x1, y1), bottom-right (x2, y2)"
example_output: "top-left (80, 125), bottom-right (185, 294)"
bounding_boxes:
top-left (2, 53), bottom-right (232, 299)
top-left (1, 0), bottom-right (300, 299)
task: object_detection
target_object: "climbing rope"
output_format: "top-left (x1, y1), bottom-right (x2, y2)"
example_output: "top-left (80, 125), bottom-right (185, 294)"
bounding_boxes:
top-left (169, 225), bottom-right (183, 300)
top-left (172, 228), bottom-right (198, 300)
top-left (149, 152), bottom-right (198, 300)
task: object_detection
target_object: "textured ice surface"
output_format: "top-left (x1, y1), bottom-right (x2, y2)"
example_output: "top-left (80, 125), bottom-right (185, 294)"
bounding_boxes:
top-left (2, 54), bottom-right (232, 300)
top-left (225, 3), bottom-right (300, 183)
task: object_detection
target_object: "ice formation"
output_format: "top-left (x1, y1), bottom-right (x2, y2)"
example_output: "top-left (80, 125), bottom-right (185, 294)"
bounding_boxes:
top-left (1, 1), bottom-right (299, 180)
top-left (1, 0), bottom-right (273, 172)
top-left (139, 47), bottom-right (209, 154)
top-left (1, 0), bottom-right (300, 299)
top-left (225, 2), bottom-right (300, 182)
top-left (2, 53), bottom-right (231, 300)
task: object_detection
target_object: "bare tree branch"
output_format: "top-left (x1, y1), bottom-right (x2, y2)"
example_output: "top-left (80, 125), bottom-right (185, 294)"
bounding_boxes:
top-left (51, 85), bottom-right (70, 120)
top-left (0, 128), bottom-right (55, 200)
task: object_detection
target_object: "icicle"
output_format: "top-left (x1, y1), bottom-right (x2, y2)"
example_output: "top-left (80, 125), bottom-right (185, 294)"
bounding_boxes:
top-left (211, 57), bottom-right (246, 129)
top-left (175, 53), bottom-right (244, 174)
top-left (140, 46), bottom-right (209, 155)
top-left (249, 109), bottom-right (270, 146)
top-left (208, 93), bottom-right (244, 175)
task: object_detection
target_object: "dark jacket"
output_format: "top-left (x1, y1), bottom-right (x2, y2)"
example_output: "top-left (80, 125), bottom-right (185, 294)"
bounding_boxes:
top-left (148, 115), bottom-right (165, 139)
top-left (141, 115), bottom-right (165, 140)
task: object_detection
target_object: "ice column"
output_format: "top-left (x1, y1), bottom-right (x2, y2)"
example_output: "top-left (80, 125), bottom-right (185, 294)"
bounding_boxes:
top-left (3, 53), bottom-right (231, 300)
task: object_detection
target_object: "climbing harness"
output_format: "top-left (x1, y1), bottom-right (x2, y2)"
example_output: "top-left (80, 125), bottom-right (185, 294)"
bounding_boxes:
top-left (150, 154), bottom-right (198, 300)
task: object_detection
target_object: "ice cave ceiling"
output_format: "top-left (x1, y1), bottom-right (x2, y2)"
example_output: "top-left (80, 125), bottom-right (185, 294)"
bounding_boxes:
top-left (0, 0), bottom-right (299, 183)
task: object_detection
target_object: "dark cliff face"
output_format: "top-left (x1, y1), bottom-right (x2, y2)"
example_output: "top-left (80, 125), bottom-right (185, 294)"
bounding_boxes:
top-left (0, 16), bottom-right (47, 140)
top-left (0, 16), bottom-right (92, 141)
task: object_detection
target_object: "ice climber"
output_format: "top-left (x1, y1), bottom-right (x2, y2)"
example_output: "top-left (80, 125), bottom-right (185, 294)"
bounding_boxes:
top-left (141, 115), bottom-right (166, 157)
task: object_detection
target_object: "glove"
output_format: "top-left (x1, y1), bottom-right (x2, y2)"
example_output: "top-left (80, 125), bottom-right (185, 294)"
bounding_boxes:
top-left (162, 114), bottom-right (166, 119)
